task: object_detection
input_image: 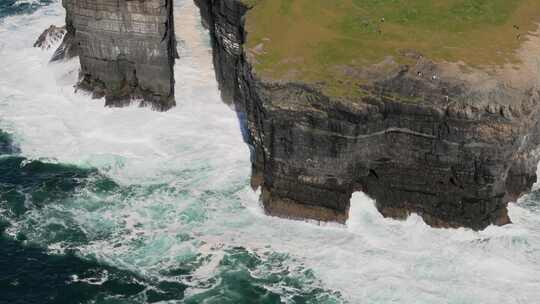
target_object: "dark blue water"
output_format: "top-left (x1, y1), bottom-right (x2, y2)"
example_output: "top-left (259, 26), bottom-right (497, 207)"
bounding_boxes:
top-left (0, 131), bottom-right (187, 303)
top-left (5, 1), bottom-right (540, 303)
top-left (0, 128), bottom-right (340, 303)
top-left (0, 237), bottom-right (187, 304)
top-left (0, 1), bottom-right (346, 302)
top-left (0, 0), bottom-right (52, 19)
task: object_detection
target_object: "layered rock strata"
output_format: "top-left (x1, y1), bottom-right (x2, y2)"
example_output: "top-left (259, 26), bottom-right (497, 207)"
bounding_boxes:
top-left (196, 0), bottom-right (540, 230)
top-left (57, 0), bottom-right (177, 110)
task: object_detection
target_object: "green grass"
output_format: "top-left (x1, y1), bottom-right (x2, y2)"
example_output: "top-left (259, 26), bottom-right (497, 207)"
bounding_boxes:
top-left (242, 0), bottom-right (540, 97)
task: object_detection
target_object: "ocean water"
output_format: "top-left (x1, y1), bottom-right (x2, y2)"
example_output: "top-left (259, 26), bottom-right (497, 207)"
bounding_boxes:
top-left (1, 1), bottom-right (540, 303)
top-left (0, 0), bottom-right (52, 18)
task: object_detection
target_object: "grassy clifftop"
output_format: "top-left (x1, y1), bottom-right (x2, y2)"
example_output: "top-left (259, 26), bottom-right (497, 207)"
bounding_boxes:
top-left (242, 0), bottom-right (540, 96)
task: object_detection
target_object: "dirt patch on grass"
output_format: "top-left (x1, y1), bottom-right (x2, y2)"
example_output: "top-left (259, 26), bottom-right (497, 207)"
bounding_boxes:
top-left (243, 0), bottom-right (540, 98)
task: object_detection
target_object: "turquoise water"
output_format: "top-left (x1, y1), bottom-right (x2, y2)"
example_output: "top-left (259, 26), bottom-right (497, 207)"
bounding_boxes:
top-left (0, 0), bottom-right (52, 18)
top-left (1, 1), bottom-right (540, 303)
top-left (0, 130), bottom-right (339, 303)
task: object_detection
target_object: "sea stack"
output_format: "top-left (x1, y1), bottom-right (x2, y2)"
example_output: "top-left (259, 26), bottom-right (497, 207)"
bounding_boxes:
top-left (57, 0), bottom-right (177, 110)
top-left (196, 0), bottom-right (540, 230)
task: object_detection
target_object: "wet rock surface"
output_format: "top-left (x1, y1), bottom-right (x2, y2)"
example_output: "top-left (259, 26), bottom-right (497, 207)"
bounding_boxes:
top-left (56, 0), bottom-right (178, 110)
top-left (196, 0), bottom-right (540, 230)
top-left (34, 25), bottom-right (66, 50)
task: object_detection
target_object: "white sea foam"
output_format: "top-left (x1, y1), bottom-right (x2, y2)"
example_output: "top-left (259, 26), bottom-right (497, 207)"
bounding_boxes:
top-left (1, 1), bottom-right (540, 303)
top-left (14, 0), bottom-right (42, 5)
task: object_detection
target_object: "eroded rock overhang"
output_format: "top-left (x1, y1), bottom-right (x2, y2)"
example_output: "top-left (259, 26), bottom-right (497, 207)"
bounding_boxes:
top-left (195, 0), bottom-right (540, 230)
top-left (52, 0), bottom-right (540, 230)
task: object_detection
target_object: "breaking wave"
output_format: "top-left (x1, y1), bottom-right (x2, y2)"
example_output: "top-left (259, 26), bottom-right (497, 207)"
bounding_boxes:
top-left (0, 1), bottom-right (539, 303)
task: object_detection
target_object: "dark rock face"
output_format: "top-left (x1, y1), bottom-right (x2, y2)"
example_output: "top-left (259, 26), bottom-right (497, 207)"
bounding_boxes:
top-left (57, 0), bottom-right (177, 110)
top-left (196, 0), bottom-right (540, 230)
top-left (34, 25), bottom-right (66, 50)
top-left (193, 0), bottom-right (244, 105)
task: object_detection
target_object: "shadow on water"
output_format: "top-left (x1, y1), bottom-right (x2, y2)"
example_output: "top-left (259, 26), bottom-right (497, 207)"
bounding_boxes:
top-left (0, 130), bottom-right (187, 304)
top-left (0, 156), bottom-right (104, 218)
top-left (0, 132), bottom-right (116, 229)
top-left (0, 235), bottom-right (187, 304)
top-left (0, 130), bottom-right (20, 155)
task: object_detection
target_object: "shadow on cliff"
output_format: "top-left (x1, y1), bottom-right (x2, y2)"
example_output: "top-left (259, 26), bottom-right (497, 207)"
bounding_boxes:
top-left (0, 230), bottom-right (189, 304)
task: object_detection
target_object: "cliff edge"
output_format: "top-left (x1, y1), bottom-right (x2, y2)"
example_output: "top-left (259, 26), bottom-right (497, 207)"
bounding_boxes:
top-left (196, 0), bottom-right (540, 230)
top-left (57, 0), bottom-right (177, 110)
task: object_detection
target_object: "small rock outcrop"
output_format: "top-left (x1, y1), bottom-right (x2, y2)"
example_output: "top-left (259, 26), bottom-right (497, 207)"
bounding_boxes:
top-left (34, 25), bottom-right (66, 50)
top-left (56, 0), bottom-right (178, 110)
top-left (196, 0), bottom-right (540, 230)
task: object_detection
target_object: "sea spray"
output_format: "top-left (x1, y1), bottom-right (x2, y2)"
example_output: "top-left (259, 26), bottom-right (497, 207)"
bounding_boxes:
top-left (0, 1), bottom-right (539, 303)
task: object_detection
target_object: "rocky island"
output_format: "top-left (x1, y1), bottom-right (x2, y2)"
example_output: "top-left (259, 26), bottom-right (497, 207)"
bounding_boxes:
top-left (52, 0), bottom-right (540, 230)
top-left (56, 0), bottom-right (178, 110)
top-left (195, 0), bottom-right (540, 230)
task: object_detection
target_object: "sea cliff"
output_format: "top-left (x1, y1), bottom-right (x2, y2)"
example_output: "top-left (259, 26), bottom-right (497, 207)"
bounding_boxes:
top-left (195, 0), bottom-right (540, 229)
top-left (50, 0), bottom-right (540, 230)
top-left (57, 0), bottom-right (177, 110)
